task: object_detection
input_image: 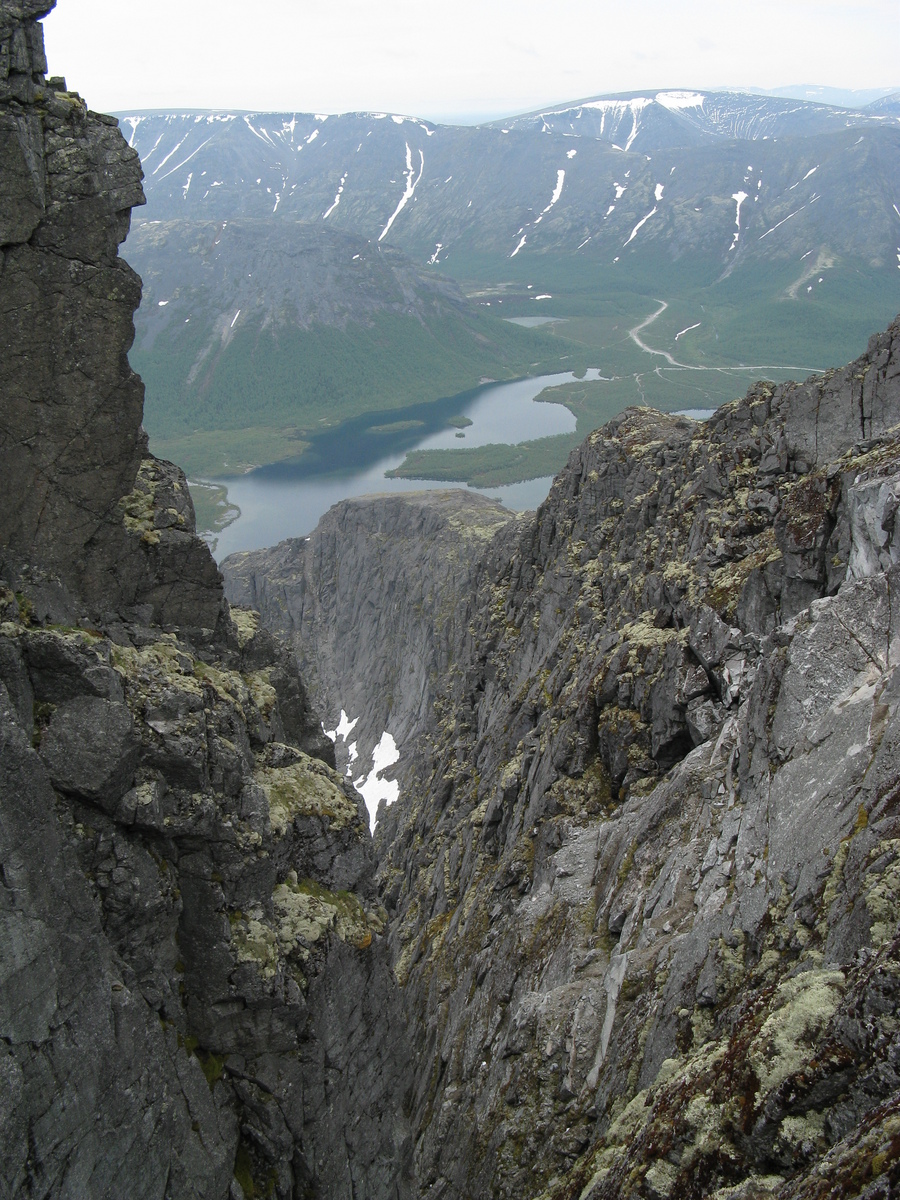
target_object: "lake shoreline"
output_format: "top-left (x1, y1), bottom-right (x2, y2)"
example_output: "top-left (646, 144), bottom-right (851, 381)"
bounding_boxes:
top-left (188, 370), bottom-right (601, 561)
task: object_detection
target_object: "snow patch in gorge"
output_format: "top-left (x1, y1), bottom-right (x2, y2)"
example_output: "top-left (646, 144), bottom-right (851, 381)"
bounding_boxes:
top-left (759, 195), bottom-right (819, 241)
top-left (675, 321), bottom-right (701, 340)
top-left (323, 173), bottom-right (348, 219)
top-left (654, 183), bottom-right (665, 201)
top-left (624, 206), bottom-right (657, 246)
top-left (789, 164), bottom-right (819, 191)
top-left (566, 148), bottom-right (577, 158)
top-left (511, 170), bottom-right (565, 256)
top-left (541, 170), bottom-right (565, 216)
top-left (324, 710), bottom-right (359, 742)
top-left (151, 134), bottom-right (189, 176)
top-left (354, 732), bottom-right (400, 831)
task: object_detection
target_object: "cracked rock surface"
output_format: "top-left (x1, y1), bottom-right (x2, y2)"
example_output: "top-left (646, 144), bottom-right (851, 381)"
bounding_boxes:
top-left (372, 319), bottom-right (900, 1200)
top-left (0, 4), bottom-right (414, 1196)
top-left (236, 313), bottom-right (900, 1198)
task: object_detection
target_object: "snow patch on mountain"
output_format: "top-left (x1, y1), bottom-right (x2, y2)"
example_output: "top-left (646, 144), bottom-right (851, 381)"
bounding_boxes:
top-left (379, 143), bottom-right (425, 241)
top-left (656, 90), bottom-right (705, 110)
top-left (624, 206), bottom-right (657, 246)
top-left (323, 173), bottom-right (348, 219)
top-left (729, 190), bottom-right (749, 250)
top-left (354, 732), bottom-right (400, 830)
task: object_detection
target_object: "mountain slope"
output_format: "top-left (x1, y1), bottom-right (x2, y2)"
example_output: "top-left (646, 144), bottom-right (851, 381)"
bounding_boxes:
top-left (121, 101), bottom-right (900, 272)
top-left (492, 87), bottom-right (900, 149)
top-left (119, 98), bottom-right (900, 496)
top-left (124, 217), bottom-right (558, 475)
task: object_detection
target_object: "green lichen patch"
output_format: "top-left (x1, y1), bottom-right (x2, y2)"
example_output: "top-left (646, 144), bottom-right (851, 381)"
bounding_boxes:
top-left (229, 872), bottom-right (373, 980)
top-left (230, 912), bottom-right (279, 978)
top-left (274, 873), bottom-right (373, 950)
top-left (244, 668), bottom-right (277, 719)
top-left (111, 637), bottom-right (203, 698)
top-left (864, 840), bottom-right (900, 948)
top-left (192, 658), bottom-right (247, 708)
top-left (704, 530), bottom-right (782, 619)
top-left (120, 459), bottom-right (162, 545)
top-left (230, 606), bottom-right (260, 649)
top-left (255, 752), bottom-right (360, 833)
top-left (748, 968), bottom-right (845, 1095)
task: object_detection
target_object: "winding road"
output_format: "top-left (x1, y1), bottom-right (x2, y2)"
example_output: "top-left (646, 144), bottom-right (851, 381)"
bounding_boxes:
top-left (626, 298), bottom-right (826, 380)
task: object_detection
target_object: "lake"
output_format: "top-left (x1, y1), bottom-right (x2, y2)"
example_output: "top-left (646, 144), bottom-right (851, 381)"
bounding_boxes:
top-left (204, 369), bottom-right (603, 560)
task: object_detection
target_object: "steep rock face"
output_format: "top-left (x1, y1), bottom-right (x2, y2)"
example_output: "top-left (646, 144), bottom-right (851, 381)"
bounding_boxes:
top-left (0, 594), bottom-right (414, 1199)
top-left (252, 322), bottom-right (900, 1197)
top-left (373, 320), bottom-right (900, 1199)
top-left (0, 0), bottom-right (225, 633)
top-left (223, 489), bottom-right (514, 785)
top-left (0, 4), bottom-right (413, 1197)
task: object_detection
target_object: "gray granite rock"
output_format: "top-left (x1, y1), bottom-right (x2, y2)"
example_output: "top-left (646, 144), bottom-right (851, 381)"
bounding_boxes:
top-left (0, 2), bottom-right (415, 1195)
top-left (270, 320), bottom-right (900, 1198)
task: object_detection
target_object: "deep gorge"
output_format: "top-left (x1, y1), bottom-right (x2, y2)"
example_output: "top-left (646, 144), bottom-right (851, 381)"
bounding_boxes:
top-left (2, 4), bottom-right (900, 1199)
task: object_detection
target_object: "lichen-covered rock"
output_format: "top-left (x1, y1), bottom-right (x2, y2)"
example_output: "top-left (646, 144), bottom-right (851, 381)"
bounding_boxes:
top-left (0, 596), bottom-right (415, 1199)
top-left (267, 319), bottom-right (900, 1198)
top-left (0, 2), bottom-right (414, 1195)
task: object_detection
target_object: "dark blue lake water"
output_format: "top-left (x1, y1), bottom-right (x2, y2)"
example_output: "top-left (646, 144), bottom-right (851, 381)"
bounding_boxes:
top-left (205, 370), bottom-right (604, 560)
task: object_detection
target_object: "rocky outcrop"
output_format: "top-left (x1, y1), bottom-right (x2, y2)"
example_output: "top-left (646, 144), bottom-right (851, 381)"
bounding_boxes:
top-left (371, 320), bottom-right (900, 1199)
top-left (0, 4), bottom-right (413, 1197)
top-left (0, 597), bottom-right (416, 1199)
top-left (223, 489), bottom-right (515, 783)
top-left (239, 319), bottom-right (900, 1197)
top-left (0, 0), bottom-right (226, 635)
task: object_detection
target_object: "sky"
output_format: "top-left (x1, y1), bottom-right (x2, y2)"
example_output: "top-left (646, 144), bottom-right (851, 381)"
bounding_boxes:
top-left (43, 0), bottom-right (899, 122)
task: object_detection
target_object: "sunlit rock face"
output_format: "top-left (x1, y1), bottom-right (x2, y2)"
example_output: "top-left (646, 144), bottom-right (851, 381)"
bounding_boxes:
top-left (0, 5), bottom-right (415, 1197)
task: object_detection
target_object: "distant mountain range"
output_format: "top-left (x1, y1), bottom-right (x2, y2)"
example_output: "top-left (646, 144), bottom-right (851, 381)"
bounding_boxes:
top-left (749, 84), bottom-right (899, 108)
top-left (119, 88), bottom-right (900, 481)
top-left (122, 89), bottom-right (900, 267)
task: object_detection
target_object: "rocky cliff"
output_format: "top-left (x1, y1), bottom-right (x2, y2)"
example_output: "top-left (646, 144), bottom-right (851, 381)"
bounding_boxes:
top-left (6, 3), bottom-right (900, 1197)
top-left (0, 4), bottom-right (413, 1197)
top-left (226, 320), bottom-right (900, 1199)
top-left (223, 489), bottom-right (515, 792)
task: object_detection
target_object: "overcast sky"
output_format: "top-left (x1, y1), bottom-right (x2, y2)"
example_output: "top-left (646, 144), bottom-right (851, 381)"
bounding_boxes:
top-left (43, 0), bottom-right (899, 121)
